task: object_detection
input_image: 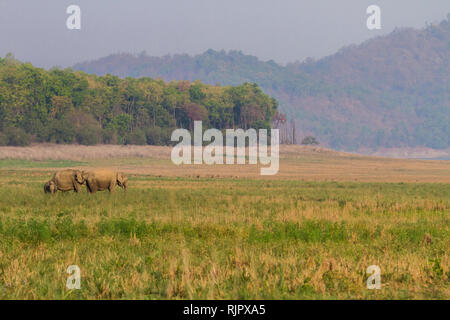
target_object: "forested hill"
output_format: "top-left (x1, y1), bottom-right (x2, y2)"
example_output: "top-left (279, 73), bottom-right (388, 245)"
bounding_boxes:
top-left (0, 57), bottom-right (277, 146)
top-left (74, 16), bottom-right (450, 151)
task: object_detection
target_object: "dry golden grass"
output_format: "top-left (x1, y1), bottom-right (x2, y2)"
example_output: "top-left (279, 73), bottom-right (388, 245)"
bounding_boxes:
top-left (1, 144), bottom-right (448, 183)
top-left (0, 147), bottom-right (449, 299)
top-left (0, 171), bottom-right (448, 299)
top-left (0, 144), bottom-right (171, 161)
top-left (0, 144), bottom-right (449, 299)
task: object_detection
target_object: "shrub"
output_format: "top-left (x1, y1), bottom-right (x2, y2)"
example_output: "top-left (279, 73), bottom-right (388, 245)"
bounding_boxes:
top-left (0, 132), bottom-right (7, 146)
top-left (125, 129), bottom-right (147, 145)
top-left (5, 127), bottom-right (31, 146)
top-left (102, 126), bottom-right (118, 144)
top-left (301, 136), bottom-right (320, 145)
top-left (146, 126), bottom-right (163, 145)
top-left (76, 124), bottom-right (101, 145)
top-left (146, 127), bottom-right (175, 145)
top-left (49, 118), bottom-right (76, 144)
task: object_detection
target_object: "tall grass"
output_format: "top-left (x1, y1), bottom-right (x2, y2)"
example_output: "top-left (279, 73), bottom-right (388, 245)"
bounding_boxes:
top-left (0, 144), bottom-right (171, 161)
top-left (0, 170), bottom-right (448, 299)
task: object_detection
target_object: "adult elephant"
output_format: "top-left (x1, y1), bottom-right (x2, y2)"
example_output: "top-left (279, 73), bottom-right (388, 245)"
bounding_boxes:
top-left (46, 169), bottom-right (85, 193)
top-left (83, 169), bottom-right (128, 194)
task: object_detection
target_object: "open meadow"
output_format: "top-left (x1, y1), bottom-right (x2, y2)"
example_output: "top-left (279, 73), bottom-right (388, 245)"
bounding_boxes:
top-left (0, 144), bottom-right (448, 299)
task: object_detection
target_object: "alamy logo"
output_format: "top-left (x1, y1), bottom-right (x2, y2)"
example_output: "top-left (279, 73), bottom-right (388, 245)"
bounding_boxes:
top-left (66, 265), bottom-right (81, 290)
top-left (366, 5), bottom-right (381, 30)
top-left (66, 5), bottom-right (81, 30)
top-left (171, 121), bottom-right (279, 175)
top-left (366, 265), bottom-right (381, 289)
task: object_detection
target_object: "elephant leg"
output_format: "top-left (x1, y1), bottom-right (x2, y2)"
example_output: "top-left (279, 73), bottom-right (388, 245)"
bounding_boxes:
top-left (74, 182), bottom-right (82, 193)
top-left (109, 181), bottom-right (116, 193)
top-left (85, 179), bottom-right (94, 193)
top-left (90, 182), bottom-right (97, 194)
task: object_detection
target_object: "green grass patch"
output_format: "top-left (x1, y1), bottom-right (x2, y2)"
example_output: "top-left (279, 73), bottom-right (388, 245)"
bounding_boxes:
top-left (0, 159), bottom-right (87, 168)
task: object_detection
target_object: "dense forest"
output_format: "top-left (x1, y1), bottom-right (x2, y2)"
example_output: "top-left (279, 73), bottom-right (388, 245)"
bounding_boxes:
top-left (75, 16), bottom-right (450, 151)
top-left (0, 56), bottom-right (277, 146)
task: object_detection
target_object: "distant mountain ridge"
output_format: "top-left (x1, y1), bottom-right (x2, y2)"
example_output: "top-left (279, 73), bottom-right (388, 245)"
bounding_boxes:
top-left (74, 16), bottom-right (450, 151)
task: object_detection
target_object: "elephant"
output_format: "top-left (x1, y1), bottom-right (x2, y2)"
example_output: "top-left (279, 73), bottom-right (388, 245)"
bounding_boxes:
top-left (43, 180), bottom-right (56, 194)
top-left (83, 169), bottom-right (128, 194)
top-left (45, 169), bottom-right (85, 193)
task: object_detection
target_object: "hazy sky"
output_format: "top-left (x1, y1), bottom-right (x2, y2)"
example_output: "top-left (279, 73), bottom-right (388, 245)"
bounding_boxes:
top-left (0, 0), bottom-right (449, 68)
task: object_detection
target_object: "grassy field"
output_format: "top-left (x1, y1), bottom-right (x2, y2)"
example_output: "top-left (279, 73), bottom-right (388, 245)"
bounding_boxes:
top-left (0, 145), bottom-right (448, 299)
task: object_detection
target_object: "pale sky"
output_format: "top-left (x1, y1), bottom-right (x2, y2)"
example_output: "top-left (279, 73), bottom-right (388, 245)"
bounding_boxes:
top-left (0, 0), bottom-right (449, 68)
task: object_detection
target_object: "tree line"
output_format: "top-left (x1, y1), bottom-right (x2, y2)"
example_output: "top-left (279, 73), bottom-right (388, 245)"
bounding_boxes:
top-left (0, 55), bottom-right (278, 146)
top-left (74, 16), bottom-right (450, 150)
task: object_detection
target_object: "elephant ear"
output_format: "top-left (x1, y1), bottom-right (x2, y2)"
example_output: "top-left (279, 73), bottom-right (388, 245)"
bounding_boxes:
top-left (82, 171), bottom-right (89, 181)
top-left (75, 170), bottom-right (84, 184)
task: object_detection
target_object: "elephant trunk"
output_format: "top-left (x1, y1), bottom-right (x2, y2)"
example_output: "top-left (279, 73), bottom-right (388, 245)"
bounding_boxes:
top-left (116, 173), bottom-right (128, 191)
